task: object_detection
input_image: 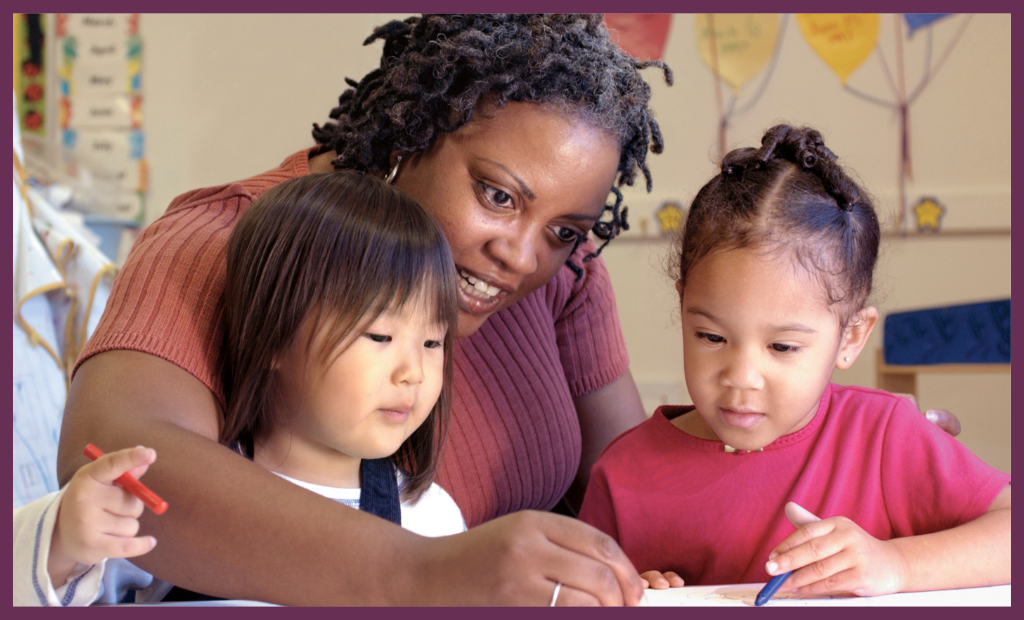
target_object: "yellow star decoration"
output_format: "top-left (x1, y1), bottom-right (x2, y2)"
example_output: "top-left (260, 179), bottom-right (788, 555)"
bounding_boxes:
top-left (656, 201), bottom-right (686, 234)
top-left (913, 197), bottom-right (945, 232)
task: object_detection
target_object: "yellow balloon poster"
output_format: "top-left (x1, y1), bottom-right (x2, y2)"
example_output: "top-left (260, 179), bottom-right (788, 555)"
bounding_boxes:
top-left (695, 14), bottom-right (779, 93)
top-left (797, 14), bottom-right (880, 84)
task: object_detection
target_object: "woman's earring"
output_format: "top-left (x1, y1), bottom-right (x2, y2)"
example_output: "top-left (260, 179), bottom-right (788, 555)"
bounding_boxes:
top-left (844, 356), bottom-right (850, 363)
top-left (385, 155), bottom-right (403, 184)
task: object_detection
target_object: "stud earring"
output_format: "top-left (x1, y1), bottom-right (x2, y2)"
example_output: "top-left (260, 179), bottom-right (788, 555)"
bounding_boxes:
top-left (385, 155), bottom-right (403, 184)
top-left (844, 356), bottom-right (850, 363)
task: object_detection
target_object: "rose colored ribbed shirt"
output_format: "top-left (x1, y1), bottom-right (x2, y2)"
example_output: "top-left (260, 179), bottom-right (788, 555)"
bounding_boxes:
top-left (74, 150), bottom-right (630, 528)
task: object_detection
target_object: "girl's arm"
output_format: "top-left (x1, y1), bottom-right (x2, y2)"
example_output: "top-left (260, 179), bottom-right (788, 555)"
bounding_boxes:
top-left (59, 350), bottom-right (645, 606)
top-left (889, 484), bottom-right (1010, 591)
top-left (768, 487), bottom-right (1010, 597)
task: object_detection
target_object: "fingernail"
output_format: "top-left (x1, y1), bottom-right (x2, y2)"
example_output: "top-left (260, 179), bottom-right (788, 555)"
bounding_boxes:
top-left (769, 552), bottom-right (778, 560)
top-left (766, 561), bottom-right (778, 574)
top-left (925, 411), bottom-right (938, 422)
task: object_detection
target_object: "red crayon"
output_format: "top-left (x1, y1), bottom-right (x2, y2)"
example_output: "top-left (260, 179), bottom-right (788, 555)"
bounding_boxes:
top-left (83, 444), bottom-right (169, 515)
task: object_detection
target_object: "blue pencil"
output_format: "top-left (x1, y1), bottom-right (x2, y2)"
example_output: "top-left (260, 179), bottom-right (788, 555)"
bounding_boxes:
top-left (755, 571), bottom-right (793, 606)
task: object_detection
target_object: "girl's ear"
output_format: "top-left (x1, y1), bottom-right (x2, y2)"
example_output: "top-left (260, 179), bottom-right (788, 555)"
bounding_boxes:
top-left (675, 280), bottom-right (683, 295)
top-left (835, 306), bottom-right (879, 370)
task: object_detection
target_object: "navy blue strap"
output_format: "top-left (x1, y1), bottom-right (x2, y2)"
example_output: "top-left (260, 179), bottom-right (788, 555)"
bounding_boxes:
top-left (359, 458), bottom-right (402, 526)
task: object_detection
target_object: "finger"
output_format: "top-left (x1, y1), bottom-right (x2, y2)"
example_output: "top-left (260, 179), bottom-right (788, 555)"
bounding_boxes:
top-left (663, 571), bottom-right (685, 587)
top-left (97, 483), bottom-right (147, 518)
top-left (787, 564), bottom-right (859, 597)
top-left (551, 583), bottom-right (599, 607)
top-left (640, 570), bottom-right (671, 590)
top-left (76, 481), bottom-right (147, 518)
top-left (784, 502), bottom-right (822, 528)
top-left (770, 518), bottom-right (837, 558)
top-left (85, 446), bottom-right (157, 485)
top-left (926, 409), bottom-right (961, 436)
top-left (98, 513), bottom-right (144, 539)
top-left (97, 534), bottom-right (158, 561)
top-left (768, 522), bottom-right (844, 575)
top-left (543, 515), bottom-right (644, 605)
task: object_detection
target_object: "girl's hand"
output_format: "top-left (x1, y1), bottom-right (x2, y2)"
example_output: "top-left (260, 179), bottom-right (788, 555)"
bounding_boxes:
top-left (640, 570), bottom-right (685, 589)
top-left (766, 502), bottom-right (909, 598)
top-left (48, 446), bottom-right (159, 586)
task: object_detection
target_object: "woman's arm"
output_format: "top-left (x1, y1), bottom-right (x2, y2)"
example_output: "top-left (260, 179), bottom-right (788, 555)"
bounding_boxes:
top-left (568, 370), bottom-right (647, 511)
top-left (58, 351), bottom-right (644, 605)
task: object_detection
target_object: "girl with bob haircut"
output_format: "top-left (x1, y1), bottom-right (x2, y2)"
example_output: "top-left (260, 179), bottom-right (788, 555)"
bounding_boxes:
top-left (14, 171), bottom-right (464, 605)
top-left (220, 170), bottom-right (460, 516)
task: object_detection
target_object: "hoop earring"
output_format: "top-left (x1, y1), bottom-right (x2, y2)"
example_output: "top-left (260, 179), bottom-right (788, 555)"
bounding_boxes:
top-left (385, 155), bottom-right (403, 184)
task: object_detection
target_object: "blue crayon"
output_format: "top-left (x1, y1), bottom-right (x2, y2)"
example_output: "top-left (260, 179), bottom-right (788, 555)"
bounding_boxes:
top-left (755, 571), bottom-right (793, 606)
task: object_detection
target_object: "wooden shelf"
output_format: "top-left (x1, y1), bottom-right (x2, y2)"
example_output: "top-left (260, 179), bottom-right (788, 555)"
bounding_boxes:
top-left (875, 349), bottom-right (1011, 399)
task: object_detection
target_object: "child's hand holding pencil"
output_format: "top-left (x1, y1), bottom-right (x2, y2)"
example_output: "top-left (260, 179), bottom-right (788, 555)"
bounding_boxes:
top-left (47, 446), bottom-right (164, 587)
top-left (762, 502), bottom-right (907, 600)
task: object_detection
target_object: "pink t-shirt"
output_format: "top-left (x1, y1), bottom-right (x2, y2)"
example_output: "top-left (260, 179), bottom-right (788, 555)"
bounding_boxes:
top-left (579, 383), bottom-right (1009, 585)
top-left (75, 150), bottom-right (630, 528)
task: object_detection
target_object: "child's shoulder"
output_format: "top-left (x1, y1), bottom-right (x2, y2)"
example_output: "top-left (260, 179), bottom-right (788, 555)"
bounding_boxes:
top-left (826, 383), bottom-right (932, 432)
top-left (828, 382), bottom-right (912, 412)
top-left (599, 406), bottom-right (688, 459)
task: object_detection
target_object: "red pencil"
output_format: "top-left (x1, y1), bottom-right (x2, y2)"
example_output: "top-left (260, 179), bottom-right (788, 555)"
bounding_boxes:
top-left (83, 444), bottom-right (169, 515)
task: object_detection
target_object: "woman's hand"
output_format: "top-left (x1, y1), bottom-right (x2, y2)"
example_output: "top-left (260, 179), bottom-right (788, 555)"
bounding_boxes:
top-left (426, 510), bottom-right (645, 606)
top-left (639, 570), bottom-right (685, 590)
top-left (895, 393), bottom-right (961, 436)
top-left (766, 502), bottom-right (908, 598)
top-left (49, 446), bottom-right (159, 586)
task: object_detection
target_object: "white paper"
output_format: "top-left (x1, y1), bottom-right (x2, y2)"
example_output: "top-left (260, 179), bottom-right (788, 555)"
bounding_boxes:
top-left (640, 583), bottom-right (1011, 607)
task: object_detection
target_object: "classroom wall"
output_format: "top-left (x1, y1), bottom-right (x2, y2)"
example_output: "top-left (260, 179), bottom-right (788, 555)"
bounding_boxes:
top-left (136, 14), bottom-right (1010, 472)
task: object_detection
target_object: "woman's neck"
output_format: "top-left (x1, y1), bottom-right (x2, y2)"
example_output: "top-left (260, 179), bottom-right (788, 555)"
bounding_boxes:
top-left (307, 149), bottom-right (338, 174)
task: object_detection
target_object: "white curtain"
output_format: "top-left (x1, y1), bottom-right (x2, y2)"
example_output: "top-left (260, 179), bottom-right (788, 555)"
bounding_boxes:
top-left (13, 90), bottom-right (117, 507)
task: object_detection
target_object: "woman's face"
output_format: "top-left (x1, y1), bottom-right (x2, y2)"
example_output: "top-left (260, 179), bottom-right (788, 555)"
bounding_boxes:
top-left (394, 102), bottom-right (621, 338)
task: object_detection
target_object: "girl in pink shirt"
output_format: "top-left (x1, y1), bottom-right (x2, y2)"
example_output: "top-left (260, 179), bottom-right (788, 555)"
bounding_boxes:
top-left (580, 125), bottom-right (1010, 598)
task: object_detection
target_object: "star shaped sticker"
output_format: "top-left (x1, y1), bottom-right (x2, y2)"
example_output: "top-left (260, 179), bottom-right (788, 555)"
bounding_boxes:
top-left (656, 201), bottom-right (686, 234)
top-left (913, 197), bottom-right (945, 232)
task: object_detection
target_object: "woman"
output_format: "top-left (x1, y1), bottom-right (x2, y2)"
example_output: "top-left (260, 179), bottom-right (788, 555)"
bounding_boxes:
top-left (57, 14), bottom-right (958, 605)
top-left (59, 14), bottom-right (667, 606)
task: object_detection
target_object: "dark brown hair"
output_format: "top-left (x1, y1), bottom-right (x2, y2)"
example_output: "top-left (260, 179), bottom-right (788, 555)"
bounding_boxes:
top-left (311, 14), bottom-right (674, 278)
top-left (220, 171), bottom-right (458, 501)
top-left (675, 125), bottom-right (880, 326)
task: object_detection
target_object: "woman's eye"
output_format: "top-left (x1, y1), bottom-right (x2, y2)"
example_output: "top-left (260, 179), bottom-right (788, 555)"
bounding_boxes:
top-left (771, 343), bottom-right (797, 353)
top-left (552, 226), bottom-right (581, 244)
top-left (482, 183), bottom-right (514, 208)
top-left (424, 340), bottom-right (443, 349)
top-left (697, 332), bottom-right (724, 344)
top-left (366, 333), bottom-right (391, 343)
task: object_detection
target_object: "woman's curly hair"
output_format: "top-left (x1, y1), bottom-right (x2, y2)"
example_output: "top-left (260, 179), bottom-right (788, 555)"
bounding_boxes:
top-left (312, 14), bottom-right (673, 277)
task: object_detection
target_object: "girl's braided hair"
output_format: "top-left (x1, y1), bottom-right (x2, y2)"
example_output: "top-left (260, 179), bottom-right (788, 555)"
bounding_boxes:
top-left (676, 125), bottom-right (880, 325)
top-left (312, 14), bottom-right (673, 278)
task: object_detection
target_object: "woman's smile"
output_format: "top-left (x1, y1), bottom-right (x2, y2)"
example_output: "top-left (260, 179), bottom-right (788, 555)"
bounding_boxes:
top-left (394, 102), bottom-right (621, 338)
